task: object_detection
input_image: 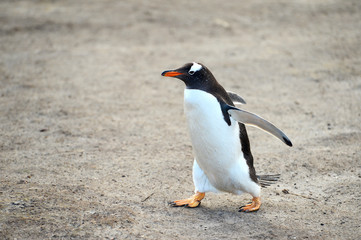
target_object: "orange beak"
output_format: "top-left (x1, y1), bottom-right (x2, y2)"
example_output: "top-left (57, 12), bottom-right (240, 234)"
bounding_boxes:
top-left (161, 70), bottom-right (183, 77)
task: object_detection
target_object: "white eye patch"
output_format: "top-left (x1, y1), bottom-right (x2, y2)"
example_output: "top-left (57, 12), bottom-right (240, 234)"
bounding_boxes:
top-left (189, 62), bottom-right (202, 75)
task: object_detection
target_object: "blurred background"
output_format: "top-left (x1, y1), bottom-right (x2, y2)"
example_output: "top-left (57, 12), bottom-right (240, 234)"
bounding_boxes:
top-left (1, 0), bottom-right (360, 239)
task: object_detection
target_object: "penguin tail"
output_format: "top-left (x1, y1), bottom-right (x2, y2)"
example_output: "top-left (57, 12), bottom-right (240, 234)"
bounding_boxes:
top-left (257, 174), bottom-right (280, 188)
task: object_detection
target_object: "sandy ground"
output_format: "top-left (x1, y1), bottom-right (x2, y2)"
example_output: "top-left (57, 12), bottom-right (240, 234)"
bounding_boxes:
top-left (1, 0), bottom-right (360, 239)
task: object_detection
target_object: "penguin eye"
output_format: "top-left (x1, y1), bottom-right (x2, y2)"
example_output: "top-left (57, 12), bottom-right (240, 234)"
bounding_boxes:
top-left (188, 70), bottom-right (195, 75)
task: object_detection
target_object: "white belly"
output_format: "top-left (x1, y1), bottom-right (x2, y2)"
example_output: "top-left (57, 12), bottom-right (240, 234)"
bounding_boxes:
top-left (184, 89), bottom-right (254, 194)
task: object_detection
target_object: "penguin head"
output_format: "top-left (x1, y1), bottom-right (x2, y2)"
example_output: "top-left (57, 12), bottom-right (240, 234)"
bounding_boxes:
top-left (162, 62), bottom-right (215, 89)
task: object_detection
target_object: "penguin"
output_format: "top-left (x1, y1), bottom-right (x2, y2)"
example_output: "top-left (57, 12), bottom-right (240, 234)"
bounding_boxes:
top-left (161, 62), bottom-right (292, 212)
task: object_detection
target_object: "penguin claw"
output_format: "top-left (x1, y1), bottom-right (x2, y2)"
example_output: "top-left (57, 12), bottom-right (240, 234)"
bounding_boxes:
top-left (239, 197), bottom-right (261, 213)
top-left (168, 201), bottom-right (181, 207)
top-left (239, 202), bottom-right (252, 209)
top-left (239, 208), bottom-right (259, 213)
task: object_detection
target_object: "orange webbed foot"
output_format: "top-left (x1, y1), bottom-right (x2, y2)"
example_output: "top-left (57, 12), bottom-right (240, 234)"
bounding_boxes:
top-left (239, 197), bottom-right (261, 212)
top-left (169, 192), bottom-right (205, 208)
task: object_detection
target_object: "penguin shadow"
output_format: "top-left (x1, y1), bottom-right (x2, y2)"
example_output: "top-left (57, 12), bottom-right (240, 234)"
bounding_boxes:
top-left (171, 201), bottom-right (281, 234)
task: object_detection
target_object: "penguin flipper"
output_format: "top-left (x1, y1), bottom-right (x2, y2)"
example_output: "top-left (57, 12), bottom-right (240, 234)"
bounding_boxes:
top-left (228, 107), bottom-right (292, 147)
top-left (227, 91), bottom-right (246, 104)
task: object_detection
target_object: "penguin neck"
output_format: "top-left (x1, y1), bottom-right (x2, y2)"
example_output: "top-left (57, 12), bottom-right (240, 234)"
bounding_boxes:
top-left (185, 79), bottom-right (212, 92)
top-left (187, 83), bottom-right (233, 108)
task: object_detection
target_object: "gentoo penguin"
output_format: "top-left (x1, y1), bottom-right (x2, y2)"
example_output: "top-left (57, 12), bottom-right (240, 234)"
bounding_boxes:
top-left (161, 62), bottom-right (292, 212)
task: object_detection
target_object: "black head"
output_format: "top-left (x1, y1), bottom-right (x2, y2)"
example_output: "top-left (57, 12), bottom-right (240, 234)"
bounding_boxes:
top-left (161, 62), bottom-right (217, 90)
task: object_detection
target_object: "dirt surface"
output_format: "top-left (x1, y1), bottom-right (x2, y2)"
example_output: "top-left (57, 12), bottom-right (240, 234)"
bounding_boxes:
top-left (1, 0), bottom-right (360, 239)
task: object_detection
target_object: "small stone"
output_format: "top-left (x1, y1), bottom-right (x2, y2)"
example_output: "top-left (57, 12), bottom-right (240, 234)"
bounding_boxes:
top-left (282, 189), bottom-right (289, 194)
